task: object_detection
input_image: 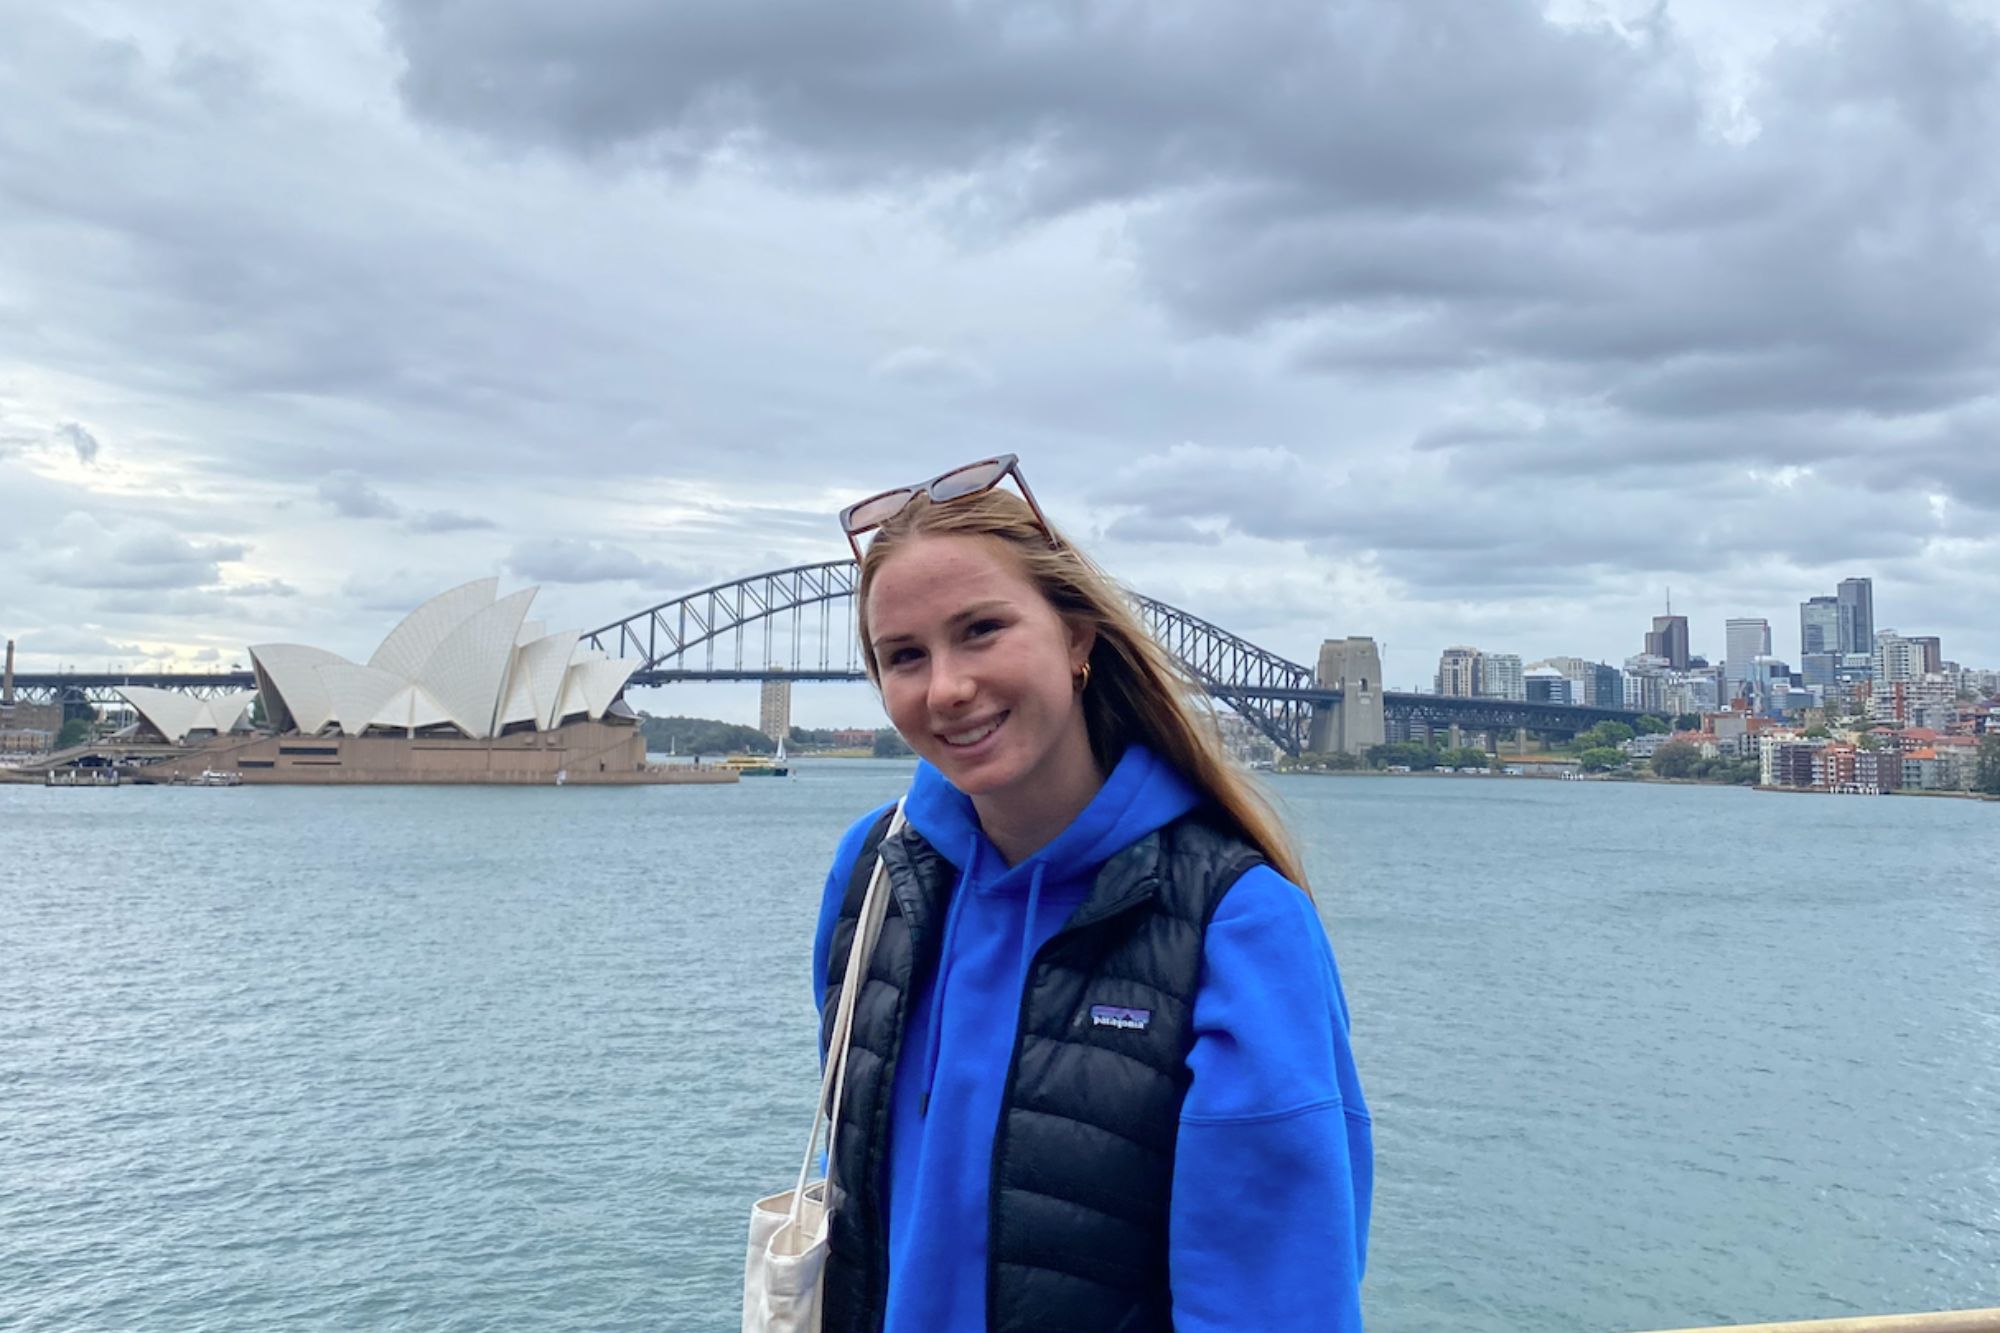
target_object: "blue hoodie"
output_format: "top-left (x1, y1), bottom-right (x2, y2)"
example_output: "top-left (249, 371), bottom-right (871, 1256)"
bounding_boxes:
top-left (811, 745), bottom-right (1372, 1332)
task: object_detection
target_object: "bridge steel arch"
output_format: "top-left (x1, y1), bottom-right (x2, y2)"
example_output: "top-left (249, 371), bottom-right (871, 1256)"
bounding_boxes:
top-left (1128, 594), bottom-right (1322, 756)
top-left (578, 561), bottom-right (1329, 754)
top-left (580, 559), bottom-right (863, 679)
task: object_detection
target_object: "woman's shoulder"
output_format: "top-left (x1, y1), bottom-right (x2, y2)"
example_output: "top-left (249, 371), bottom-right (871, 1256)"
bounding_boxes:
top-left (826, 797), bottom-right (901, 883)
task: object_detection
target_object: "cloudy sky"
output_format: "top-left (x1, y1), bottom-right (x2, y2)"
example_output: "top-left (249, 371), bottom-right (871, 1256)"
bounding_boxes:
top-left (4, 0), bottom-right (1996, 727)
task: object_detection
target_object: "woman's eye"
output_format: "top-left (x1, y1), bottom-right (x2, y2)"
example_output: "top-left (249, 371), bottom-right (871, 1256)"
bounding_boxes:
top-left (888, 647), bottom-right (924, 667)
top-left (967, 619), bottom-right (1004, 639)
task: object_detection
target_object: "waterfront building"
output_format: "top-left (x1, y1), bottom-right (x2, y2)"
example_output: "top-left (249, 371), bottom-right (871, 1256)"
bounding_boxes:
top-left (107, 579), bottom-right (718, 786)
top-left (1759, 735), bottom-right (1821, 788)
top-left (1837, 577), bottom-right (1875, 656)
top-left (1855, 749), bottom-right (1902, 792)
top-left (1800, 596), bottom-right (1841, 658)
top-left (1480, 653), bottom-right (1525, 703)
top-left (1645, 614), bottom-right (1691, 670)
top-left (758, 677), bottom-right (792, 743)
top-left (1724, 618), bottom-right (1772, 700)
top-left (1436, 646), bottom-right (1482, 698)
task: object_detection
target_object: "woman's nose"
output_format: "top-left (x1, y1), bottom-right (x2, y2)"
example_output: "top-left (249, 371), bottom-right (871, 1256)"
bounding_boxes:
top-left (928, 653), bottom-right (976, 711)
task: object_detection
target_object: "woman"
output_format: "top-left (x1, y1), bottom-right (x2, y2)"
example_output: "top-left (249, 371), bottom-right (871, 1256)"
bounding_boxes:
top-left (811, 457), bottom-right (1371, 1332)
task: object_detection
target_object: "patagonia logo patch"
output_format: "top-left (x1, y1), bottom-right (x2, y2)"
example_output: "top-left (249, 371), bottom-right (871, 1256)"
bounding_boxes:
top-left (1089, 1004), bottom-right (1152, 1032)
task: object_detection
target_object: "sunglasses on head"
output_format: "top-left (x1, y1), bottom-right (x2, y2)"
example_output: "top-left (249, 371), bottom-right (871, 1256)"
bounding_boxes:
top-left (838, 454), bottom-right (1059, 563)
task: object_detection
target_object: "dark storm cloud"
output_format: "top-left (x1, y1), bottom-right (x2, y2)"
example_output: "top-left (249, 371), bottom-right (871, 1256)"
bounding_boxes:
top-left (1094, 440), bottom-right (1945, 597)
top-left (56, 421), bottom-right (101, 464)
top-left (507, 538), bottom-right (692, 586)
top-left (384, 0), bottom-right (2000, 518)
top-left (316, 471), bottom-right (402, 519)
top-left (16, 629), bottom-right (149, 658)
top-left (406, 509), bottom-right (496, 534)
top-left (1100, 513), bottom-right (1221, 547)
top-left (385, 0), bottom-right (1637, 212)
top-left (32, 515), bottom-right (249, 591)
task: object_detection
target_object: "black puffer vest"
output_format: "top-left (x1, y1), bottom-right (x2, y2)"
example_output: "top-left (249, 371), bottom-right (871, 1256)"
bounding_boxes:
top-left (818, 807), bottom-right (1266, 1333)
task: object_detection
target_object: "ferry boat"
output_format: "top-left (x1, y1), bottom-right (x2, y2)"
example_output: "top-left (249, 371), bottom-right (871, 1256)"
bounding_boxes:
top-left (722, 737), bottom-right (793, 777)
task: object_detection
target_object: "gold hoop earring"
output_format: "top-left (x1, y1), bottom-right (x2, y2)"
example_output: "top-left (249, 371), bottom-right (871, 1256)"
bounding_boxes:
top-left (1074, 660), bottom-right (1092, 693)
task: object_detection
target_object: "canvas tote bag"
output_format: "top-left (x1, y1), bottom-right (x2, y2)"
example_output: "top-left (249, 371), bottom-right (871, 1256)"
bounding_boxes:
top-left (743, 800), bottom-right (906, 1333)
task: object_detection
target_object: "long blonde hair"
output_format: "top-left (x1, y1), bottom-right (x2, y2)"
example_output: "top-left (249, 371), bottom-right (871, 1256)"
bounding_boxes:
top-left (856, 489), bottom-right (1311, 893)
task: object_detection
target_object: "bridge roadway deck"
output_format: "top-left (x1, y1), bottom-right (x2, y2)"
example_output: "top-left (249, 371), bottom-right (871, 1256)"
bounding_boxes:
top-left (8, 670), bottom-right (1643, 735)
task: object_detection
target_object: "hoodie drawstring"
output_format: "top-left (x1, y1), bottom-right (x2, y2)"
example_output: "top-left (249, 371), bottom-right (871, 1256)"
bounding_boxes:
top-left (919, 836), bottom-right (980, 1117)
top-left (919, 844), bottom-right (1053, 1118)
top-left (1021, 863), bottom-right (1046, 987)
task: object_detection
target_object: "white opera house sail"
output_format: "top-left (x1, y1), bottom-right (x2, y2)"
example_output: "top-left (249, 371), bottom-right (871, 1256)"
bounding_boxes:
top-left (250, 578), bottom-right (639, 741)
top-left (121, 580), bottom-right (733, 786)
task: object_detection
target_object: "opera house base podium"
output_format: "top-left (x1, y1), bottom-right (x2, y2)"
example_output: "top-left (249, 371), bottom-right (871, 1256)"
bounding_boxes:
top-left (136, 718), bottom-right (738, 786)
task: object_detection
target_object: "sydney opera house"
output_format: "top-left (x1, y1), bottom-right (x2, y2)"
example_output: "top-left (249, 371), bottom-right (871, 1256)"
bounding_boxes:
top-left (125, 579), bottom-right (728, 785)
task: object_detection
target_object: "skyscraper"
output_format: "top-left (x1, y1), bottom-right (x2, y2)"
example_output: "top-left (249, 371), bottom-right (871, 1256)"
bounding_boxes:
top-left (1800, 595), bottom-right (1841, 657)
top-left (1436, 646), bottom-right (1482, 698)
top-left (1645, 614), bottom-right (1690, 670)
top-left (1837, 577), bottom-right (1874, 656)
top-left (1724, 618), bottom-right (1772, 699)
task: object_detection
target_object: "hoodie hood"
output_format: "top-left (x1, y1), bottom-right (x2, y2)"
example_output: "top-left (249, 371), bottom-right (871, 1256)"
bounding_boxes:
top-left (901, 742), bottom-right (1202, 894)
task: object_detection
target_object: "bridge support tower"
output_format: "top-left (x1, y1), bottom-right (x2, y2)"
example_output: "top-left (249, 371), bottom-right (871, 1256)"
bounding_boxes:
top-left (1308, 637), bottom-right (1384, 757)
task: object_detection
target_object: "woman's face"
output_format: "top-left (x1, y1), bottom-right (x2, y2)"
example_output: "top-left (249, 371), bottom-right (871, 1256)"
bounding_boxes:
top-left (866, 533), bottom-right (1095, 806)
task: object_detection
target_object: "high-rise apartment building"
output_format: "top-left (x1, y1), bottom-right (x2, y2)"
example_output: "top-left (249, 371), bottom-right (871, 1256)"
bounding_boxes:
top-left (1645, 615), bottom-right (1691, 670)
top-left (1837, 577), bottom-right (1874, 656)
top-left (758, 677), bottom-right (792, 743)
top-left (1910, 635), bottom-right (1943, 675)
top-left (1480, 653), bottom-right (1526, 702)
top-left (1724, 618), bottom-right (1772, 698)
top-left (1436, 646), bottom-right (1482, 698)
top-left (1800, 595), bottom-right (1841, 658)
top-left (1872, 631), bottom-right (1927, 686)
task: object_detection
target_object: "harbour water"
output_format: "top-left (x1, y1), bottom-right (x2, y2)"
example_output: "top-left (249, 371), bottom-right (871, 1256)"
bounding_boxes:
top-left (4, 764), bottom-right (1996, 1330)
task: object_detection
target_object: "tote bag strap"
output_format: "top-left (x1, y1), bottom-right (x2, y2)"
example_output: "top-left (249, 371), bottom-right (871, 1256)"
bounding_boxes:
top-left (788, 799), bottom-right (907, 1226)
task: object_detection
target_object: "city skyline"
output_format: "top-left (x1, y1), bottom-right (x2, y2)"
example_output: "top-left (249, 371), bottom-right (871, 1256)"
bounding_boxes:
top-left (5, 1), bottom-right (2000, 731)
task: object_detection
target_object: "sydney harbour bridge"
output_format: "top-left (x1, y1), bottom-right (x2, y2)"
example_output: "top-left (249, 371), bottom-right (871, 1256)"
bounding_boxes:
top-left (9, 559), bottom-right (1639, 756)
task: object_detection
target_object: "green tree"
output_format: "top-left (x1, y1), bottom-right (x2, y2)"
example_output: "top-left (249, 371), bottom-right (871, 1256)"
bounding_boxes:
top-left (1650, 740), bottom-right (1700, 779)
top-left (1573, 721), bottom-right (1636, 752)
top-left (1977, 734), bottom-right (2000, 797)
top-left (1804, 724), bottom-right (1831, 740)
top-left (1637, 715), bottom-right (1670, 734)
top-left (637, 713), bottom-right (772, 755)
top-left (55, 718), bottom-right (93, 749)
top-left (872, 729), bottom-right (914, 758)
top-left (1579, 746), bottom-right (1624, 772)
top-left (1673, 713), bottom-right (1701, 732)
top-left (1368, 740), bottom-right (1440, 770)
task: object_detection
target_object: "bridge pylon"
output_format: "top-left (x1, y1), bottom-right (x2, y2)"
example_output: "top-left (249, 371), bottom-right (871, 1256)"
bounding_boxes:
top-left (1309, 637), bottom-right (1385, 757)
